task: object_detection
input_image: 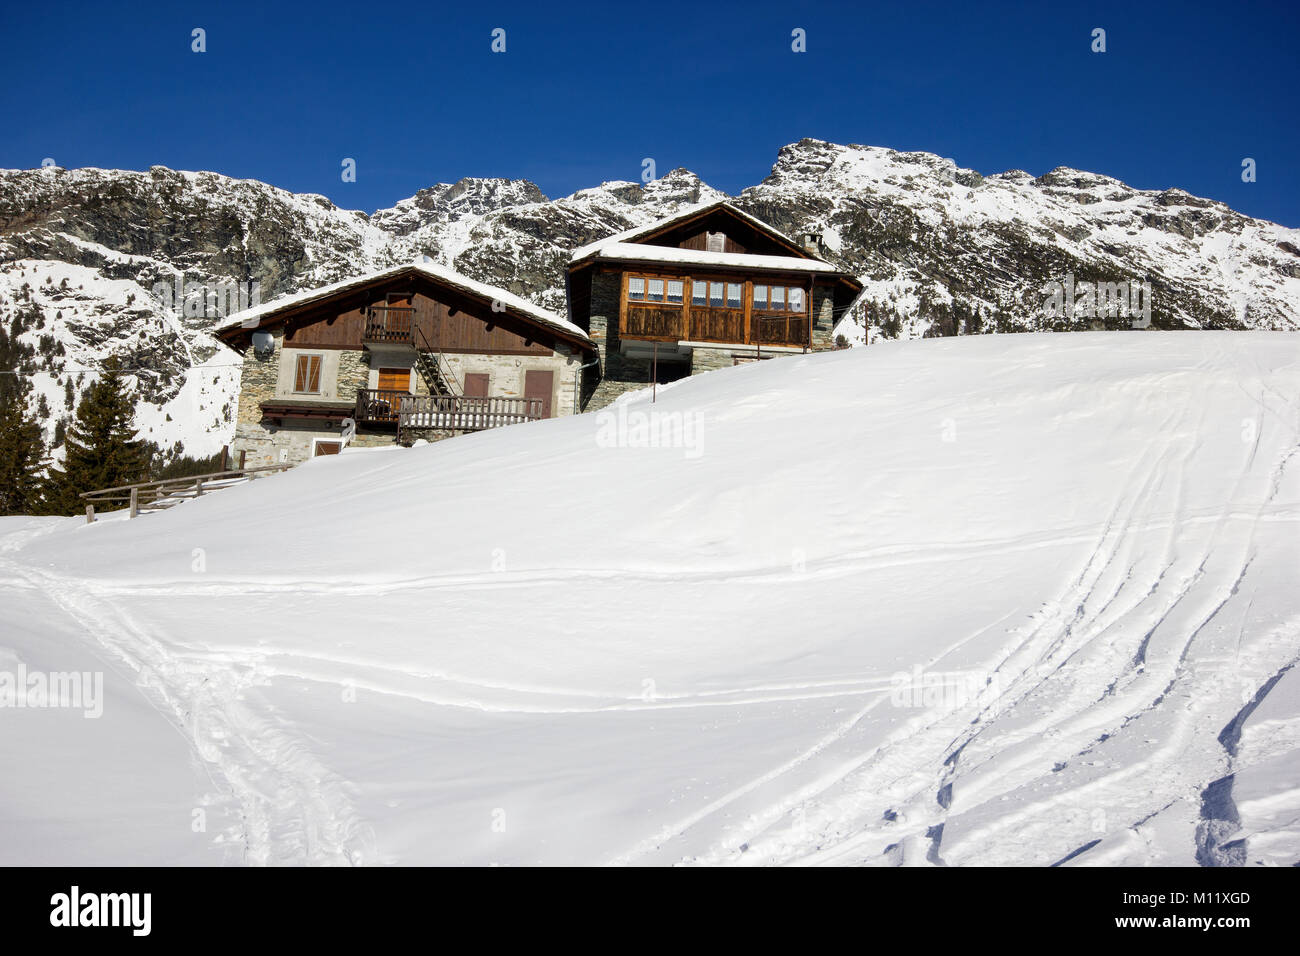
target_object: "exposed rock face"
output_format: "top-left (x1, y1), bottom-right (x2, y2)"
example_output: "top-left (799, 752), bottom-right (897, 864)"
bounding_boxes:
top-left (2, 140), bottom-right (1297, 456)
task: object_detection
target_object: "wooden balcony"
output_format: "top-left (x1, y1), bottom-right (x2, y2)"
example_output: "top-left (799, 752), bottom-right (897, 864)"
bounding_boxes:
top-left (354, 389), bottom-right (543, 431)
top-left (363, 306), bottom-right (415, 345)
top-left (354, 388), bottom-right (407, 424)
top-left (688, 309), bottom-right (746, 344)
top-left (625, 304), bottom-right (683, 340)
top-left (623, 299), bottom-right (810, 349)
top-left (755, 314), bottom-right (809, 345)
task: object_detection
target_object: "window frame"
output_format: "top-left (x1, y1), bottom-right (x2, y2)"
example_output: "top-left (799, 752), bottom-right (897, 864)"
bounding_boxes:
top-left (293, 353), bottom-right (323, 394)
top-left (750, 282), bottom-right (808, 315)
top-left (625, 272), bottom-right (811, 318)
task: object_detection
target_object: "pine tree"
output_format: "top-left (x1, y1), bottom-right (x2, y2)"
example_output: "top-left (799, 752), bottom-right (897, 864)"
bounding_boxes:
top-left (41, 358), bottom-right (148, 515)
top-left (0, 324), bottom-right (47, 515)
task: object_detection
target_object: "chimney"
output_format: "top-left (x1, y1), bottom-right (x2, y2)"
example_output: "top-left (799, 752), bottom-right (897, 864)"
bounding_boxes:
top-left (802, 231), bottom-right (825, 257)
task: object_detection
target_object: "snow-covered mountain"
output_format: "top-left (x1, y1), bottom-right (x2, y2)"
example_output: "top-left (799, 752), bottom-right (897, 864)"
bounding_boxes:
top-left (2, 331), bottom-right (1297, 865)
top-left (2, 140), bottom-right (1298, 458)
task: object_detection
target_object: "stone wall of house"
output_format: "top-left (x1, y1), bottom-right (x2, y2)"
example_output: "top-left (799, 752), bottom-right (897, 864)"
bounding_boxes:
top-left (439, 349), bottom-right (583, 418)
top-left (338, 350), bottom-right (369, 401)
top-left (689, 346), bottom-right (735, 375)
top-left (583, 273), bottom-right (661, 412)
top-left (812, 286), bottom-right (836, 350)
top-left (589, 271), bottom-right (656, 387)
top-left (229, 330), bottom-right (588, 468)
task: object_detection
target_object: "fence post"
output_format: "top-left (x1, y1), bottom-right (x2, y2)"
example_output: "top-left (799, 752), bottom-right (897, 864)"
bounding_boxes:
top-left (85, 504), bottom-right (94, 525)
top-left (129, 486), bottom-right (138, 519)
top-left (195, 479), bottom-right (204, 497)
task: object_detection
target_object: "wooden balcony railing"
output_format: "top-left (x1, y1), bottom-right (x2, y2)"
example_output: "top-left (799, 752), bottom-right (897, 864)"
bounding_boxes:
top-left (625, 305), bottom-right (683, 340)
top-left (354, 388), bottom-right (407, 423)
top-left (363, 306), bottom-right (414, 344)
top-left (354, 389), bottom-right (544, 431)
top-left (756, 314), bottom-right (809, 346)
top-left (688, 309), bottom-right (745, 344)
top-left (402, 395), bottom-right (544, 430)
top-left (625, 303), bottom-right (809, 348)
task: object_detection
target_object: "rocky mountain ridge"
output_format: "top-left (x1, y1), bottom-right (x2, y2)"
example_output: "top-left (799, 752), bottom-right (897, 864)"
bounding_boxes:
top-left (2, 139), bottom-right (1296, 457)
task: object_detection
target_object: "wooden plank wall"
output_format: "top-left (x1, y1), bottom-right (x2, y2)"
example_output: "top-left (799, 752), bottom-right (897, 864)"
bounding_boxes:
top-left (281, 284), bottom-right (551, 356)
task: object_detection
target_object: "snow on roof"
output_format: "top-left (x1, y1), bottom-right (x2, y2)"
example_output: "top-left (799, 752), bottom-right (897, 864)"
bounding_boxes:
top-left (569, 200), bottom-right (810, 263)
top-left (215, 261), bottom-right (592, 345)
top-left (576, 242), bottom-right (842, 274)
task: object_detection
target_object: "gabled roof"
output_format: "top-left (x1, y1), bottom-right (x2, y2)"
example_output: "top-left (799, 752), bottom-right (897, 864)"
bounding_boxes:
top-left (569, 200), bottom-right (814, 264)
top-left (214, 260), bottom-right (592, 349)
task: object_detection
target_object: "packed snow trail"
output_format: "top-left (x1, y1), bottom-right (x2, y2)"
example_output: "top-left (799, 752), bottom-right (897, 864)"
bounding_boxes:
top-left (1, 555), bottom-right (372, 866)
top-left (2, 332), bottom-right (1297, 865)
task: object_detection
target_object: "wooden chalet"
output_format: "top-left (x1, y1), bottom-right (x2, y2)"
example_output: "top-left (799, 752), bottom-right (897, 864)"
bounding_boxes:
top-left (214, 262), bottom-right (597, 468)
top-left (565, 201), bottom-right (863, 406)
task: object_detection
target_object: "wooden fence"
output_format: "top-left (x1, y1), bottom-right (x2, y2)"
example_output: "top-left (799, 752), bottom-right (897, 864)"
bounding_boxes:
top-left (79, 464), bottom-right (294, 523)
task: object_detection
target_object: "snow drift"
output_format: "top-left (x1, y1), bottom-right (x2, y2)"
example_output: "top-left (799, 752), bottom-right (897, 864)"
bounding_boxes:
top-left (1, 331), bottom-right (1298, 866)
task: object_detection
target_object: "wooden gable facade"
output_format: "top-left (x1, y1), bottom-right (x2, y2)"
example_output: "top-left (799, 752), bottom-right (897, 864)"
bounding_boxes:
top-left (220, 267), bottom-right (592, 359)
top-left (566, 203), bottom-right (862, 354)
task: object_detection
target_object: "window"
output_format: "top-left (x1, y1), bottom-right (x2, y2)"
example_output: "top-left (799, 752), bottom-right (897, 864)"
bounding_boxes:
top-left (628, 276), bottom-right (645, 301)
top-left (770, 286), bottom-right (785, 311)
top-left (646, 278), bottom-right (665, 302)
top-left (293, 354), bottom-right (322, 394)
top-left (692, 280), bottom-right (707, 306)
top-left (789, 288), bottom-right (805, 312)
top-left (726, 283), bottom-right (742, 308)
top-left (753, 284), bottom-right (768, 310)
top-left (709, 282), bottom-right (724, 307)
top-left (666, 279), bottom-right (684, 304)
top-left (707, 232), bottom-right (726, 253)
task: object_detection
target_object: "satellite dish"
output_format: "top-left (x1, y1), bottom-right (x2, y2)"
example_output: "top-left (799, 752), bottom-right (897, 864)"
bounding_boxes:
top-left (251, 330), bottom-right (274, 356)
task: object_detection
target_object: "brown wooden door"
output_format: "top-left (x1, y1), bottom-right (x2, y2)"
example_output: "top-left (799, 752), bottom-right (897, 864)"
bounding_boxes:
top-left (378, 368), bottom-right (411, 393)
top-left (314, 442), bottom-right (341, 456)
top-left (463, 373), bottom-right (489, 398)
top-left (523, 369), bottom-right (553, 419)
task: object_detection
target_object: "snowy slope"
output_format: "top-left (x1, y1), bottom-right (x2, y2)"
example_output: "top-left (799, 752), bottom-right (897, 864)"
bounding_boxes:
top-left (1, 331), bottom-right (1296, 866)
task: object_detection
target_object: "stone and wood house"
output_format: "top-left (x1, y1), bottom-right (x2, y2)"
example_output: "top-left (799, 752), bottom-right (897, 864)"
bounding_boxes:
top-left (215, 202), bottom-right (861, 466)
top-left (565, 200), bottom-right (863, 408)
top-left (214, 262), bottom-right (598, 467)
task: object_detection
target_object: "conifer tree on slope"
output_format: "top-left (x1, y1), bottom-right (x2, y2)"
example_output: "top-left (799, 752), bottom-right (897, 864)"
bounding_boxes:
top-left (0, 325), bottom-right (47, 515)
top-left (43, 358), bottom-right (148, 515)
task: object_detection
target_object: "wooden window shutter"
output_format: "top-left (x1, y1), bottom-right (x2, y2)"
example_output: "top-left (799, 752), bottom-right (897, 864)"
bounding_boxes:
top-left (295, 354), bottom-right (322, 393)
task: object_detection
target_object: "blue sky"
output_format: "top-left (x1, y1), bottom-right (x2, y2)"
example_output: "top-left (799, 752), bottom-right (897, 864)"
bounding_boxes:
top-left (3, 0), bottom-right (1297, 225)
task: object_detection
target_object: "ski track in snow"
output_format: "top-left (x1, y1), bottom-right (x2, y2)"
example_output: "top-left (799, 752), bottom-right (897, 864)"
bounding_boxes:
top-left (602, 342), bottom-right (1300, 866)
top-left (3, 334), bottom-right (1297, 866)
top-left (2, 559), bottom-right (373, 866)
